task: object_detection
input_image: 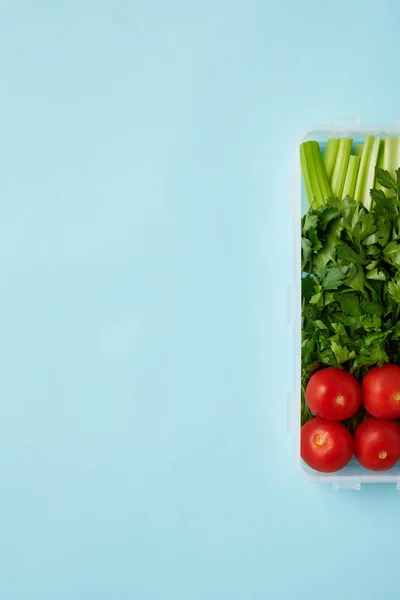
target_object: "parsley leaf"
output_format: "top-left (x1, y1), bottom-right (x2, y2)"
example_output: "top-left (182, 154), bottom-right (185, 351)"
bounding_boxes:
top-left (344, 264), bottom-right (366, 294)
top-left (330, 340), bottom-right (356, 365)
top-left (321, 265), bottom-right (349, 290)
top-left (302, 192), bottom-right (400, 404)
top-left (383, 240), bottom-right (400, 267)
top-left (302, 275), bottom-right (316, 300)
top-left (366, 267), bottom-right (387, 281)
top-left (388, 280), bottom-right (400, 304)
top-left (375, 167), bottom-right (397, 190)
top-left (301, 237), bottom-right (312, 271)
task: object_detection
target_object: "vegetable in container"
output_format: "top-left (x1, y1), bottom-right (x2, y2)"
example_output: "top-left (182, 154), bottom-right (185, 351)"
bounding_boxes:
top-left (300, 134), bottom-right (400, 473)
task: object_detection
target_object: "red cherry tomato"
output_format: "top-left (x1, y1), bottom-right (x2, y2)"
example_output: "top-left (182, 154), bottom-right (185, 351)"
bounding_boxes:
top-left (354, 418), bottom-right (400, 471)
top-left (301, 417), bottom-right (354, 473)
top-left (305, 367), bottom-right (361, 420)
top-left (362, 364), bottom-right (400, 418)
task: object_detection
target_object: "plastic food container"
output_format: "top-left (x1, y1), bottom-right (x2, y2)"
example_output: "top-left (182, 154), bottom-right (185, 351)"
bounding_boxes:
top-left (288, 118), bottom-right (400, 490)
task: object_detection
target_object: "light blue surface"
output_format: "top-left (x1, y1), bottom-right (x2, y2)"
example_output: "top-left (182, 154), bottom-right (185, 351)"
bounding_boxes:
top-left (1, 1), bottom-right (400, 598)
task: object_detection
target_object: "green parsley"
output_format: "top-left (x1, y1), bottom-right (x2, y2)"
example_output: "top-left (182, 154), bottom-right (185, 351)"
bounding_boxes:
top-left (301, 167), bottom-right (400, 428)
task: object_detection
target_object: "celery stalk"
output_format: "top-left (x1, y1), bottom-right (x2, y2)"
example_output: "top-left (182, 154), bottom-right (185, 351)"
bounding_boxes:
top-left (307, 142), bottom-right (323, 206)
top-left (331, 138), bottom-right (352, 198)
top-left (300, 142), bottom-right (315, 205)
top-left (342, 155), bottom-right (360, 199)
top-left (323, 138), bottom-right (340, 180)
top-left (376, 137), bottom-right (400, 195)
top-left (312, 142), bottom-right (332, 202)
top-left (354, 143), bottom-right (363, 157)
top-left (300, 141), bottom-right (332, 207)
top-left (384, 136), bottom-right (400, 177)
top-left (375, 139), bottom-right (385, 190)
top-left (354, 134), bottom-right (381, 210)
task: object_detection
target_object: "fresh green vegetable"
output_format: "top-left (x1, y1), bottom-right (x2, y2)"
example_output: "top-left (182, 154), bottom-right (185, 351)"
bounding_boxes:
top-left (374, 140), bottom-right (385, 191)
top-left (342, 155), bottom-right (360, 199)
top-left (376, 137), bottom-right (400, 196)
top-left (354, 143), bottom-right (364, 157)
top-left (354, 134), bottom-right (381, 210)
top-left (301, 167), bottom-right (400, 426)
top-left (323, 138), bottom-right (340, 180)
top-left (313, 142), bottom-right (332, 204)
top-left (300, 133), bottom-right (400, 435)
top-left (331, 138), bottom-right (352, 199)
top-left (300, 141), bottom-right (332, 207)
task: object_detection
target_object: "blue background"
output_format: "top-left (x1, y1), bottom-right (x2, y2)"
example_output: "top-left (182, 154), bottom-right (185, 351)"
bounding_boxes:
top-left (1, 1), bottom-right (399, 599)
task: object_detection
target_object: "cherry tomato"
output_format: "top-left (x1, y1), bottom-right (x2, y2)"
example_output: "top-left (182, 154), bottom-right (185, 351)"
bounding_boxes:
top-left (362, 363), bottom-right (400, 419)
top-left (354, 418), bottom-right (400, 471)
top-left (301, 417), bottom-right (353, 473)
top-left (305, 367), bottom-right (361, 420)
